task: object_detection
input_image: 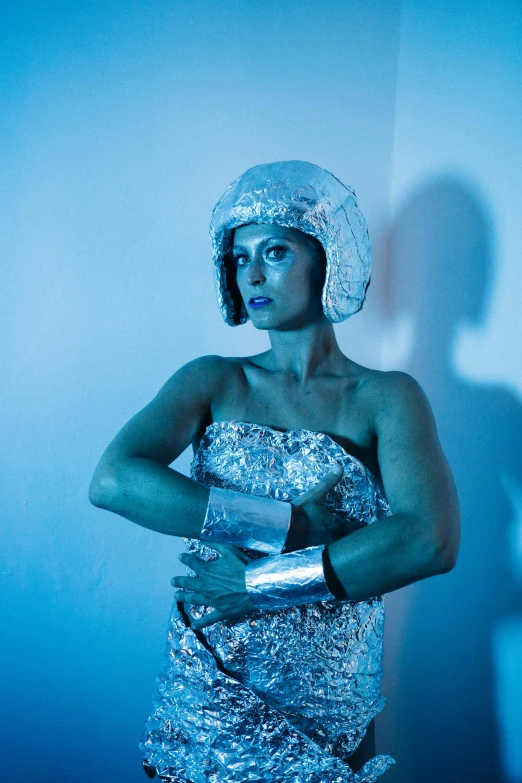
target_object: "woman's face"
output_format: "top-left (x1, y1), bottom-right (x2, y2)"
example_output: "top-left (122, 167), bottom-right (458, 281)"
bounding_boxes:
top-left (231, 223), bottom-right (326, 330)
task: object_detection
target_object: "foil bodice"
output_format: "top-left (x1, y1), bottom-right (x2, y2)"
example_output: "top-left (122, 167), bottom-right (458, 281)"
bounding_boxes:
top-left (190, 419), bottom-right (389, 525)
top-left (139, 420), bottom-right (396, 782)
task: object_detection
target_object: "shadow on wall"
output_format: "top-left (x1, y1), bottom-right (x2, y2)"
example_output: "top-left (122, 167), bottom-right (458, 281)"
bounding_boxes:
top-left (379, 177), bottom-right (522, 783)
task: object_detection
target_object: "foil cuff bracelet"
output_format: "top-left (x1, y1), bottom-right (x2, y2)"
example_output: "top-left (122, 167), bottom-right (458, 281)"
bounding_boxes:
top-left (200, 485), bottom-right (292, 554)
top-left (245, 545), bottom-right (337, 611)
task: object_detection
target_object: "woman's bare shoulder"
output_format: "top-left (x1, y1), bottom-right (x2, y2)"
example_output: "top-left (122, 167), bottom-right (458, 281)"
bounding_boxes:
top-left (171, 354), bottom-right (242, 383)
top-left (358, 368), bottom-right (425, 394)
top-left (357, 369), bottom-right (432, 425)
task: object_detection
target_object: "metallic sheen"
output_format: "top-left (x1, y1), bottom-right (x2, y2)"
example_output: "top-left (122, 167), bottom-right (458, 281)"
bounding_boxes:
top-left (139, 420), bottom-right (396, 782)
top-left (209, 160), bottom-right (372, 325)
top-left (245, 544), bottom-right (336, 610)
top-left (200, 484), bottom-right (291, 554)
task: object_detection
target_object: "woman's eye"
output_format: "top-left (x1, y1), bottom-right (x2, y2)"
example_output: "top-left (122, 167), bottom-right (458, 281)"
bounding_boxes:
top-left (266, 246), bottom-right (286, 260)
top-left (233, 255), bottom-right (248, 267)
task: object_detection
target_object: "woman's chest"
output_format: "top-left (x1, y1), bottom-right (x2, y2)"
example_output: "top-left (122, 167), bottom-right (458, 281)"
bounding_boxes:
top-left (210, 363), bottom-right (380, 479)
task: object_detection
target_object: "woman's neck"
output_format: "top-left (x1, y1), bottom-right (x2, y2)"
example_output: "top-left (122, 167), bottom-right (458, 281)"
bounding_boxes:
top-left (265, 321), bottom-right (347, 383)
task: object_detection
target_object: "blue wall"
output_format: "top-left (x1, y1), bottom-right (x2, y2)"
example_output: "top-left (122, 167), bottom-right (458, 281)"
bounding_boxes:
top-left (3, 1), bottom-right (521, 781)
top-left (1, 2), bottom-right (401, 781)
top-left (381, 3), bottom-right (522, 782)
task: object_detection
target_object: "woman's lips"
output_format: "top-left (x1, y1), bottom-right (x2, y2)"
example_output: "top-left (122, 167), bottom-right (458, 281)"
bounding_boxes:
top-left (248, 296), bottom-right (273, 309)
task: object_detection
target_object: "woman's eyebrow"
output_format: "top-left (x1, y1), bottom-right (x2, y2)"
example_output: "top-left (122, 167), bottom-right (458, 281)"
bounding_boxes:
top-left (232, 236), bottom-right (293, 252)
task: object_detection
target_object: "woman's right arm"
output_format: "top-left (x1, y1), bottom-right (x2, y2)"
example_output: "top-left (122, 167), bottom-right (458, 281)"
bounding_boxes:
top-left (88, 355), bottom-right (225, 538)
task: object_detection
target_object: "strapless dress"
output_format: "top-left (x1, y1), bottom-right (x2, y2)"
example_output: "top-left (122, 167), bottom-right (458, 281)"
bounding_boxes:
top-left (139, 420), bottom-right (396, 782)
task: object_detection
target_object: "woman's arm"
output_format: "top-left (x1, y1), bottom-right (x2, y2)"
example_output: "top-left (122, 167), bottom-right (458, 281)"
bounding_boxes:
top-left (89, 354), bottom-right (344, 549)
top-left (326, 371), bottom-right (461, 600)
top-left (88, 355), bottom-right (224, 538)
top-left (173, 371), bottom-right (460, 630)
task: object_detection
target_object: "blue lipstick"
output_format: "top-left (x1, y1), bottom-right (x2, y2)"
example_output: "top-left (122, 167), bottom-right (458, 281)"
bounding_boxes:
top-left (249, 296), bottom-right (273, 309)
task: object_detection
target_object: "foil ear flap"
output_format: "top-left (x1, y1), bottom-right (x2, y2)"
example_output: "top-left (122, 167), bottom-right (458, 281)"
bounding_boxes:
top-left (209, 160), bottom-right (372, 326)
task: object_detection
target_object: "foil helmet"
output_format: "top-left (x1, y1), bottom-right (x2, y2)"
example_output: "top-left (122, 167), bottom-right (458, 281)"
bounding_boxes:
top-left (209, 160), bottom-right (372, 325)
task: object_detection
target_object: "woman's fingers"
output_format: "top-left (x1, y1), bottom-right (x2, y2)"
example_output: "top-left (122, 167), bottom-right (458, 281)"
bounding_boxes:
top-left (173, 543), bottom-right (256, 630)
top-left (191, 609), bottom-right (223, 630)
top-left (172, 575), bottom-right (210, 605)
top-left (178, 552), bottom-right (210, 574)
top-left (292, 463), bottom-right (344, 508)
top-left (175, 590), bottom-right (208, 605)
top-left (172, 575), bottom-right (200, 591)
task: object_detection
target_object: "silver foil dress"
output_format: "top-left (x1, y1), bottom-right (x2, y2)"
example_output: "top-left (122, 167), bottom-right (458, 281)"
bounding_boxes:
top-left (139, 421), bottom-right (396, 782)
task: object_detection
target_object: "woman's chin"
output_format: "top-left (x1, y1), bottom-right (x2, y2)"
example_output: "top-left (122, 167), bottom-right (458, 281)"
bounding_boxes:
top-left (247, 308), bottom-right (278, 328)
top-left (248, 304), bottom-right (321, 331)
top-left (250, 317), bottom-right (276, 331)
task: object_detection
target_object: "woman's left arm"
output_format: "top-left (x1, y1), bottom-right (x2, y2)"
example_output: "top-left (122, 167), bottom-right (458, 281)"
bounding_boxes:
top-left (326, 371), bottom-right (460, 601)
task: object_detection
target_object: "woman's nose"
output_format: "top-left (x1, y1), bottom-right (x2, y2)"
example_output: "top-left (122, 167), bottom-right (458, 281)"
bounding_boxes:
top-left (246, 260), bottom-right (266, 285)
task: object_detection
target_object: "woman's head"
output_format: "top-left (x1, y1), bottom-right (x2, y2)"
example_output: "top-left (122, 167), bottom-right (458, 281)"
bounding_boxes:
top-left (231, 223), bottom-right (328, 331)
top-left (210, 160), bottom-right (372, 326)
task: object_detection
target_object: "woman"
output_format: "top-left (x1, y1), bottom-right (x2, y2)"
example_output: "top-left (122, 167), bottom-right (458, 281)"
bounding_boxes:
top-left (89, 160), bottom-right (460, 782)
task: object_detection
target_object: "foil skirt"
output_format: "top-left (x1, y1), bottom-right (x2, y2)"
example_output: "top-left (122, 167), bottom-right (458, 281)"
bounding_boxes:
top-left (139, 420), bottom-right (396, 781)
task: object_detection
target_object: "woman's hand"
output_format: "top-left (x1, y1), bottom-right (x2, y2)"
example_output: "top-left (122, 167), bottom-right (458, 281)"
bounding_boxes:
top-left (284, 464), bottom-right (362, 551)
top-left (172, 466), bottom-right (361, 630)
top-left (172, 542), bottom-right (257, 630)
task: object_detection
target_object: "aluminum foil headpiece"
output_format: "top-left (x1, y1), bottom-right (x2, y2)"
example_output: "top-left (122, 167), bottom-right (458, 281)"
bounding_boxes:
top-left (209, 160), bottom-right (372, 325)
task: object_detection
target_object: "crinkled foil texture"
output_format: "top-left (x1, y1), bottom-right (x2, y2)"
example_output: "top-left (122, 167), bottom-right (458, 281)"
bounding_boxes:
top-left (139, 421), bottom-right (396, 782)
top-left (245, 544), bottom-right (336, 610)
top-left (209, 160), bottom-right (372, 325)
top-left (201, 485), bottom-right (291, 554)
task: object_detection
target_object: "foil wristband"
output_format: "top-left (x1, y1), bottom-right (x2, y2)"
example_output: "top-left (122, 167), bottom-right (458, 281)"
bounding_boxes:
top-left (244, 544), bottom-right (337, 611)
top-left (200, 485), bottom-right (292, 554)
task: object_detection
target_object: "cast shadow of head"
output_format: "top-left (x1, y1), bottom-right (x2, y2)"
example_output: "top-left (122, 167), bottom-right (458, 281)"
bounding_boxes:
top-left (381, 176), bottom-right (522, 783)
